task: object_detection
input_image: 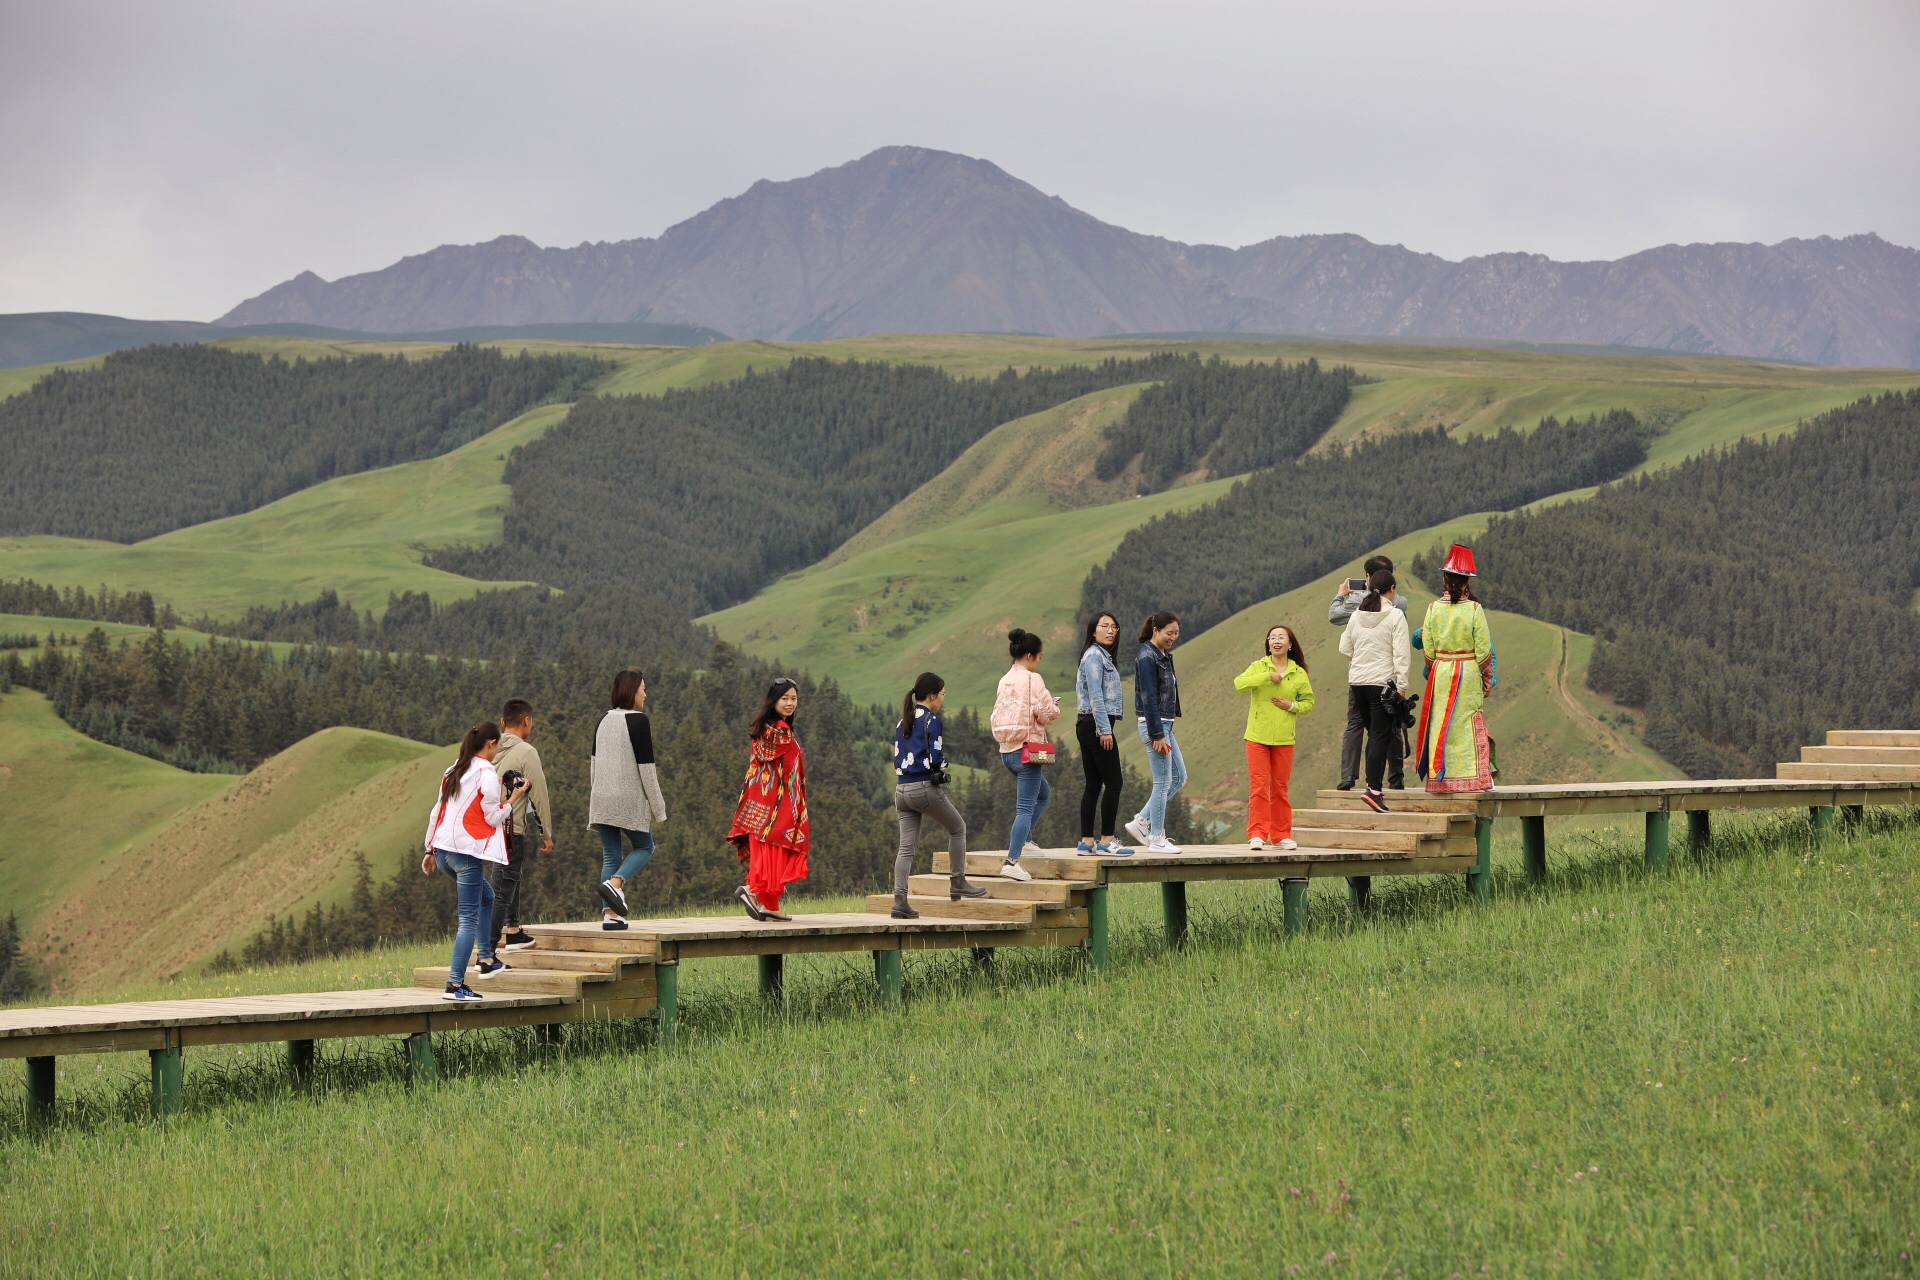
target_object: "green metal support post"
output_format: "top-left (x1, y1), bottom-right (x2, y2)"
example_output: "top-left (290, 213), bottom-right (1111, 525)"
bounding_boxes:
top-left (1810, 805), bottom-right (1834, 843)
top-left (1467, 817), bottom-right (1493, 904)
top-left (758, 953), bottom-right (784, 1001)
top-left (1282, 878), bottom-right (1309, 936)
top-left (970, 947), bottom-right (996, 970)
top-left (1161, 881), bottom-right (1188, 949)
top-left (1687, 809), bottom-right (1711, 849)
top-left (1085, 884), bottom-right (1110, 971)
top-left (872, 948), bottom-right (902, 1008)
top-left (405, 1031), bottom-right (435, 1087)
top-left (1644, 809), bottom-right (1671, 874)
top-left (149, 1041), bottom-right (183, 1120)
top-left (654, 961), bottom-right (678, 1048)
top-left (287, 1038), bottom-right (315, 1087)
top-left (1521, 815), bottom-right (1547, 884)
top-left (1844, 804), bottom-right (1865, 827)
top-left (26, 1056), bottom-right (54, 1126)
top-left (1346, 875), bottom-right (1371, 913)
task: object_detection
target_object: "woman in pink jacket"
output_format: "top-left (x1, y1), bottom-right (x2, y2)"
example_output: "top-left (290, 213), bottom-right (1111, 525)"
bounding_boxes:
top-left (990, 628), bottom-right (1062, 882)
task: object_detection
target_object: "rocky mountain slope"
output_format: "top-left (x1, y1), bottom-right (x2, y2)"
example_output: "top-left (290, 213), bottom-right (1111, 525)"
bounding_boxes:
top-left (220, 147), bottom-right (1920, 367)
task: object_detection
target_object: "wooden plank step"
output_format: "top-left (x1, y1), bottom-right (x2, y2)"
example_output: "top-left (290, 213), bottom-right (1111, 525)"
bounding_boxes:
top-left (509, 949), bottom-right (647, 974)
top-left (1776, 762), bottom-right (1920, 782)
top-left (412, 966), bottom-right (609, 996)
top-left (1290, 808), bottom-right (1455, 834)
top-left (1826, 729), bottom-right (1920, 747)
top-left (1313, 789), bottom-right (1481, 814)
top-left (1800, 745), bottom-right (1920, 765)
top-left (1289, 826), bottom-right (1425, 853)
top-left (942, 851), bottom-right (1096, 880)
top-left (863, 894), bottom-right (1037, 923)
top-left (906, 874), bottom-right (1077, 903)
top-left (519, 925), bottom-right (661, 956)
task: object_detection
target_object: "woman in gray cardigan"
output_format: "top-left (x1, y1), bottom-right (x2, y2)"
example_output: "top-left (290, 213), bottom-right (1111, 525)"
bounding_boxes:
top-left (590, 668), bottom-right (668, 930)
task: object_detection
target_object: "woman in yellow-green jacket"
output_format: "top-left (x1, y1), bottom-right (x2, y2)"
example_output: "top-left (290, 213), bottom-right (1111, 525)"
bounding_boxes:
top-left (1232, 624), bottom-right (1314, 849)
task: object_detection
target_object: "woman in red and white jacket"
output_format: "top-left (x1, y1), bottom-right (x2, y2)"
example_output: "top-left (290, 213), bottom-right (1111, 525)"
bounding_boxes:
top-left (990, 628), bottom-right (1062, 882)
top-left (423, 721), bottom-right (528, 1001)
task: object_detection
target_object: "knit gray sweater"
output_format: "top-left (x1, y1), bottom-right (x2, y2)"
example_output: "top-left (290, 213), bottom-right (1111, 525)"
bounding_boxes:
top-left (587, 709), bottom-right (667, 832)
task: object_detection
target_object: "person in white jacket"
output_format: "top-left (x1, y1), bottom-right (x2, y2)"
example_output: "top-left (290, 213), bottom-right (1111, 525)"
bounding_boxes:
top-left (1338, 569), bottom-right (1412, 813)
top-left (422, 721), bottom-right (528, 1001)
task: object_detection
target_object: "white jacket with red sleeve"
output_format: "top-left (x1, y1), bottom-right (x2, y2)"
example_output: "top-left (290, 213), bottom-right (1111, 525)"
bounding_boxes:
top-left (423, 757), bottom-right (512, 864)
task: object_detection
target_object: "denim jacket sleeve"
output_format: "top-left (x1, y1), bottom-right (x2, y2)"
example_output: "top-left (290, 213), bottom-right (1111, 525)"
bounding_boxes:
top-left (1135, 645), bottom-right (1166, 741)
top-left (1078, 648), bottom-right (1112, 735)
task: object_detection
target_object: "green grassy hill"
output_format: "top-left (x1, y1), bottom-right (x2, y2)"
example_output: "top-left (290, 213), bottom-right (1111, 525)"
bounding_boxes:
top-left (0, 689), bottom-right (440, 993)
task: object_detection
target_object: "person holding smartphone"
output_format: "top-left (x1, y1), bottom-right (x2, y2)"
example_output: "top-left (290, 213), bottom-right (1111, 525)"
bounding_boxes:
top-left (989, 628), bottom-right (1061, 881)
top-left (1329, 554), bottom-right (1408, 791)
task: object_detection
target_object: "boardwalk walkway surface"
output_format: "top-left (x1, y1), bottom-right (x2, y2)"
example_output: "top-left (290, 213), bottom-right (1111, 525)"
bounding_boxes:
top-left (7, 729), bottom-right (1918, 1122)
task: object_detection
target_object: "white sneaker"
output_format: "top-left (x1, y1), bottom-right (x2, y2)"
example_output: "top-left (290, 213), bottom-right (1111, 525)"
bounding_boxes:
top-left (1278, 838), bottom-right (1298, 851)
top-left (1124, 817), bottom-right (1150, 845)
top-left (1146, 836), bottom-right (1183, 854)
top-left (1022, 841), bottom-right (1044, 857)
top-left (1000, 860), bottom-right (1033, 882)
top-left (1248, 836), bottom-right (1265, 850)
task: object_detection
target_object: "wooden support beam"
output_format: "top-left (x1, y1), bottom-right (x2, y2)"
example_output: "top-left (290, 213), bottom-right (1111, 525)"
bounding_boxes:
top-left (872, 950), bottom-right (903, 1008)
top-left (405, 1032), bottom-right (435, 1087)
top-left (1346, 875), bottom-right (1371, 913)
top-left (758, 954), bottom-right (784, 1002)
top-left (1282, 878), bottom-right (1308, 936)
top-left (1687, 810), bottom-right (1712, 849)
top-left (654, 962), bottom-right (678, 1048)
top-left (287, 1038), bottom-right (315, 1087)
top-left (1645, 810), bottom-right (1671, 874)
top-left (1521, 815), bottom-right (1547, 883)
top-left (1467, 818), bottom-right (1493, 904)
top-left (1161, 881), bottom-right (1188, 949)
top-left (26, 1055), bottom-right (54, 1126)
top-left (149, 1042), bottom-right (183, 1120)
top-left (1085, 884), bottom-right (1110, 971)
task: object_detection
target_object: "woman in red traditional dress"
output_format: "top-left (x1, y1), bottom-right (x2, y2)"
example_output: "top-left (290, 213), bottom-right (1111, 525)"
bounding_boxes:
top-left (727, 677), bottom-right (809, 921)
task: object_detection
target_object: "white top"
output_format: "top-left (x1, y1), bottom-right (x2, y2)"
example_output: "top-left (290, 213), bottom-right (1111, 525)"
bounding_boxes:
top-left (423, 757), bottom-right (512, 864)
top-left (1340, 604), bottom-right (1412, 692)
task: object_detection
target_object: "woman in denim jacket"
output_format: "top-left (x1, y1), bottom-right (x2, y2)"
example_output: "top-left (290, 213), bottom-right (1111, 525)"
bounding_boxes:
top-left (1074, 612), bottom-right (1132, 855)
top-left (1128, 610), bottom-right (1186, 853)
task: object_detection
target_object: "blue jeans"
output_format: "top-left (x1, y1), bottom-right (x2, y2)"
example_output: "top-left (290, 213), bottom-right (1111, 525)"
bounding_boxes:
top-left (999, 751), bottom-right (1051, 860)
top-left (597, 825), bottom-right (655, 883)
top-left (1137, 720), bottom-right (1187, 838)
top-left (435, 849), bottom-right (495, 984)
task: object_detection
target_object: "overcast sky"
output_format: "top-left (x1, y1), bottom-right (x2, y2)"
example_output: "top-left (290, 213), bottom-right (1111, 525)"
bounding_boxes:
top-left (3, 0), bottom-right (1917, 320)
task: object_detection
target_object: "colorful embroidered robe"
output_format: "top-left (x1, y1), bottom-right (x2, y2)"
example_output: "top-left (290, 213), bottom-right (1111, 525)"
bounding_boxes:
top-left (1414, 599), bottom-right (1495, 793)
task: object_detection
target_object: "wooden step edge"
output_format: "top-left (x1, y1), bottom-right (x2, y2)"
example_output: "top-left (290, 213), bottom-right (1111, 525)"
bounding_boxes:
top-left (862, 894), bottom-right (1036, 922)
top-left (905, 874), bottom-right (1073, 902)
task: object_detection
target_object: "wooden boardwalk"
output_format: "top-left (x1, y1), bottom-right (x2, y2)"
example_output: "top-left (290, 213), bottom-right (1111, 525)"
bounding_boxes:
top-left (7, 728), bottom-right (1918, 1123)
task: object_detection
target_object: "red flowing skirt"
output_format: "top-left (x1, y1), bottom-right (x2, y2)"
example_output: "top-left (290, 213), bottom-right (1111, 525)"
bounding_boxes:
top-left (744, 837), bottom-right (808, 909)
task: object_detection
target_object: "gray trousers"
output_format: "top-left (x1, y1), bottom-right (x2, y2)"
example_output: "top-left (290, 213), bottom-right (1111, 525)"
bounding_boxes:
top-left (894, 781), bottom-right (967, 899)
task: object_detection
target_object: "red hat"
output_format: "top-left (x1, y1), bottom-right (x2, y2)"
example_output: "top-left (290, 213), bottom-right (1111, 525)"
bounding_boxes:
top-left (1442, 543), bottom-right (1478, 577)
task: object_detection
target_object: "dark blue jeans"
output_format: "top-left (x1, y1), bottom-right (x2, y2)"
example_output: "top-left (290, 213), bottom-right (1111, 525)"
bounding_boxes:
top-left (999, 751), bottom-right (1051, 860)
top-left (435, 849), bottom-right (495, 984)
top-left (597, 825), bottom-right (655, 883)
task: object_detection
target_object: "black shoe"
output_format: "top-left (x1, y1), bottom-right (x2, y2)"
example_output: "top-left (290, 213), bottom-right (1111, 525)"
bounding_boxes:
top-left (891, 902), bottom-right (921, 920)
top-left (500, 931), bottom-right (538, 952)
top-left (601, 915), bottom-right (629, 931)
top-left (763, 909), bottom-right (792, 922)
top-left (736, 885), bottom-right (768, 921)
top-left (950, 880), bottom-right (988, 900)
top-left (1335, 780), bottom-right (1355, 791)
top-left (474, 958), bottom-right (512, 979)
top-left (441, 982), bottom-right (484, 1002)
top-left (1362, 789), bottom-right (1389, 813)
top-left (598, 879), bottom-right (629, 915)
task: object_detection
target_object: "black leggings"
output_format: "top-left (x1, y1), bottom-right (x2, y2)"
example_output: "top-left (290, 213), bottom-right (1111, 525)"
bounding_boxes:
top-left (1353, 685), bottom-right (1397, 791)
top-left (1076, 715), bottom-right (1123, 838)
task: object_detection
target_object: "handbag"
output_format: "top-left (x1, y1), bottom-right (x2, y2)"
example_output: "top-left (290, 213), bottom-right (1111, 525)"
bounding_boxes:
top-left (1020, 740), bottom-right (1056, 765)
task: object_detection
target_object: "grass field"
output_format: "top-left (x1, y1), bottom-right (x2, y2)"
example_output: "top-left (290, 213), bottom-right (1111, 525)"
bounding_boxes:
top-left (0, 690), bottom-right (442, 992)
top-left (3, 808), bottom-right (1913, 1275)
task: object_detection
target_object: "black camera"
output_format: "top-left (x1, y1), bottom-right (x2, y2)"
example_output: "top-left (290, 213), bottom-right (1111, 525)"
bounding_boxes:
top-left (499, 768), bottom-right (527, 795)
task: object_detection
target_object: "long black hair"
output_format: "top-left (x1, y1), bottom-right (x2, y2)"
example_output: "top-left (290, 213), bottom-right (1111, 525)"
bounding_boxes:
top-left (1082, 612), bottom-right (1119, 661)
top-left (748, 677), bottom-right (800, 740)
top-left (900, 672), bottom-right (945, 732)
top-left (1359, 568), bottom-right (1394, 613)
top-left (1442, 570), bottom-right (1479, 604)
top-left (441, 721), bottom-right (501, 804)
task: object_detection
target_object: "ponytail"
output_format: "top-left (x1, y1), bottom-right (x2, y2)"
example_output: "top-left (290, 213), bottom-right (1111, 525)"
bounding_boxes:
top-left (1138, 610), bottom-right (1180, 645)
top-left (1359, 568), bottom-right (1394, 613)
top-left (900, 672), bottom-right (945, 732)
top-left (441, 721), bottom-right (502, 804)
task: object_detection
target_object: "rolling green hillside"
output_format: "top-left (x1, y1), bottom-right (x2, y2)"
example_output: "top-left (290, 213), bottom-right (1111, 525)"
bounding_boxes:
top-left (0, 688), bottom-right (441, 994)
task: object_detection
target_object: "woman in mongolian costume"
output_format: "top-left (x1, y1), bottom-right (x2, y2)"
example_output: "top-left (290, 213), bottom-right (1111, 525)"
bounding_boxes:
top-left (1414, 544), bottom-right (1497, 794)
top-left (727, 677), bottom-right (810, 921)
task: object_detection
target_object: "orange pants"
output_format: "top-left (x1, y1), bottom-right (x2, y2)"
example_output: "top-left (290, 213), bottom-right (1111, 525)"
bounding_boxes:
top-left (1245, 742), bottom-right (1295, 841)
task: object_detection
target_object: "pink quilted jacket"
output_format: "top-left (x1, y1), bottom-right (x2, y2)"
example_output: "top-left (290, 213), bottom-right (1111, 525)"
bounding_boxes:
top-left (991, 665), bottom-right (1061, 750)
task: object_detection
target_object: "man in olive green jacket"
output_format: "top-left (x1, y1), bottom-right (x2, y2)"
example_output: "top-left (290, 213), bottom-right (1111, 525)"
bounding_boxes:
top-left (492, 698), bottom-right (554, 951)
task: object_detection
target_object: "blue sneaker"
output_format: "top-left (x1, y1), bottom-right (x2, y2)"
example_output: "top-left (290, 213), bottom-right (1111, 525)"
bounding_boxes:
top-left (1096, 839), bottom-right (1135, 857)
top-left (440, 983), bottom-right (484, 1002)
top-left (1076, 838), bottom-right (1097, 854)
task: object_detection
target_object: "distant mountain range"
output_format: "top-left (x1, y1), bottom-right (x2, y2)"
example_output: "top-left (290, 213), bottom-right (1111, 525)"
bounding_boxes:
top-left (216, 146), bottom-right (1920, 368)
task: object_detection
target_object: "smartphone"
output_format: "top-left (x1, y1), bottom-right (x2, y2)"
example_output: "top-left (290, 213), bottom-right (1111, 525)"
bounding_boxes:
top-left (1346, 578), bottom-right (1369, 592)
